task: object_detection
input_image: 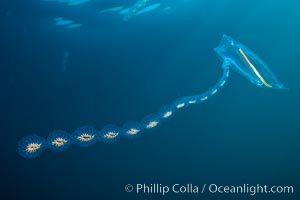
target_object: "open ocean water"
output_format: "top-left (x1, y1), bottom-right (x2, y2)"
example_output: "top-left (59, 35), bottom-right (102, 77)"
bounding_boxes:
top-left (1, 0), bottom-right (300, 200)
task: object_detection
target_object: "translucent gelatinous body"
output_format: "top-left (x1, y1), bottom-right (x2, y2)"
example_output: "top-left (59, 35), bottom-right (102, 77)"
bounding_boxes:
top-left (47, 130), bottom-right (72, 152)
top-left (122, 121), bottom-right (143, 139)
top-left (214, 35), bottom-right (286, 89)
top-left (18, 135), bottom-right (46, 159)
top-left (158, 105), bottom-right (176, 121)
top-left (99, 125), bottom-right (122, 143)
top-left (73, 126), bottom-right (98, 147)
top-left (142, 114), bottom-right (161, 131)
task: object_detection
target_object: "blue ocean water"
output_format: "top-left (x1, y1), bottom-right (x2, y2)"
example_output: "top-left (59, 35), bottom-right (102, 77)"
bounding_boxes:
top-left (1, 0), bottom-right (300, 199)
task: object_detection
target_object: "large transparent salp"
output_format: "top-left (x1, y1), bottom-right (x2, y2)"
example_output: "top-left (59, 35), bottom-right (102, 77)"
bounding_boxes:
top-left (214, 35), bottom-right (286, 89)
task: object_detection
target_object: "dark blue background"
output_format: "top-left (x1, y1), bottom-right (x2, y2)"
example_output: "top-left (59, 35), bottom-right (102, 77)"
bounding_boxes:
top-left (1, 0), bottom-right (299, 199)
